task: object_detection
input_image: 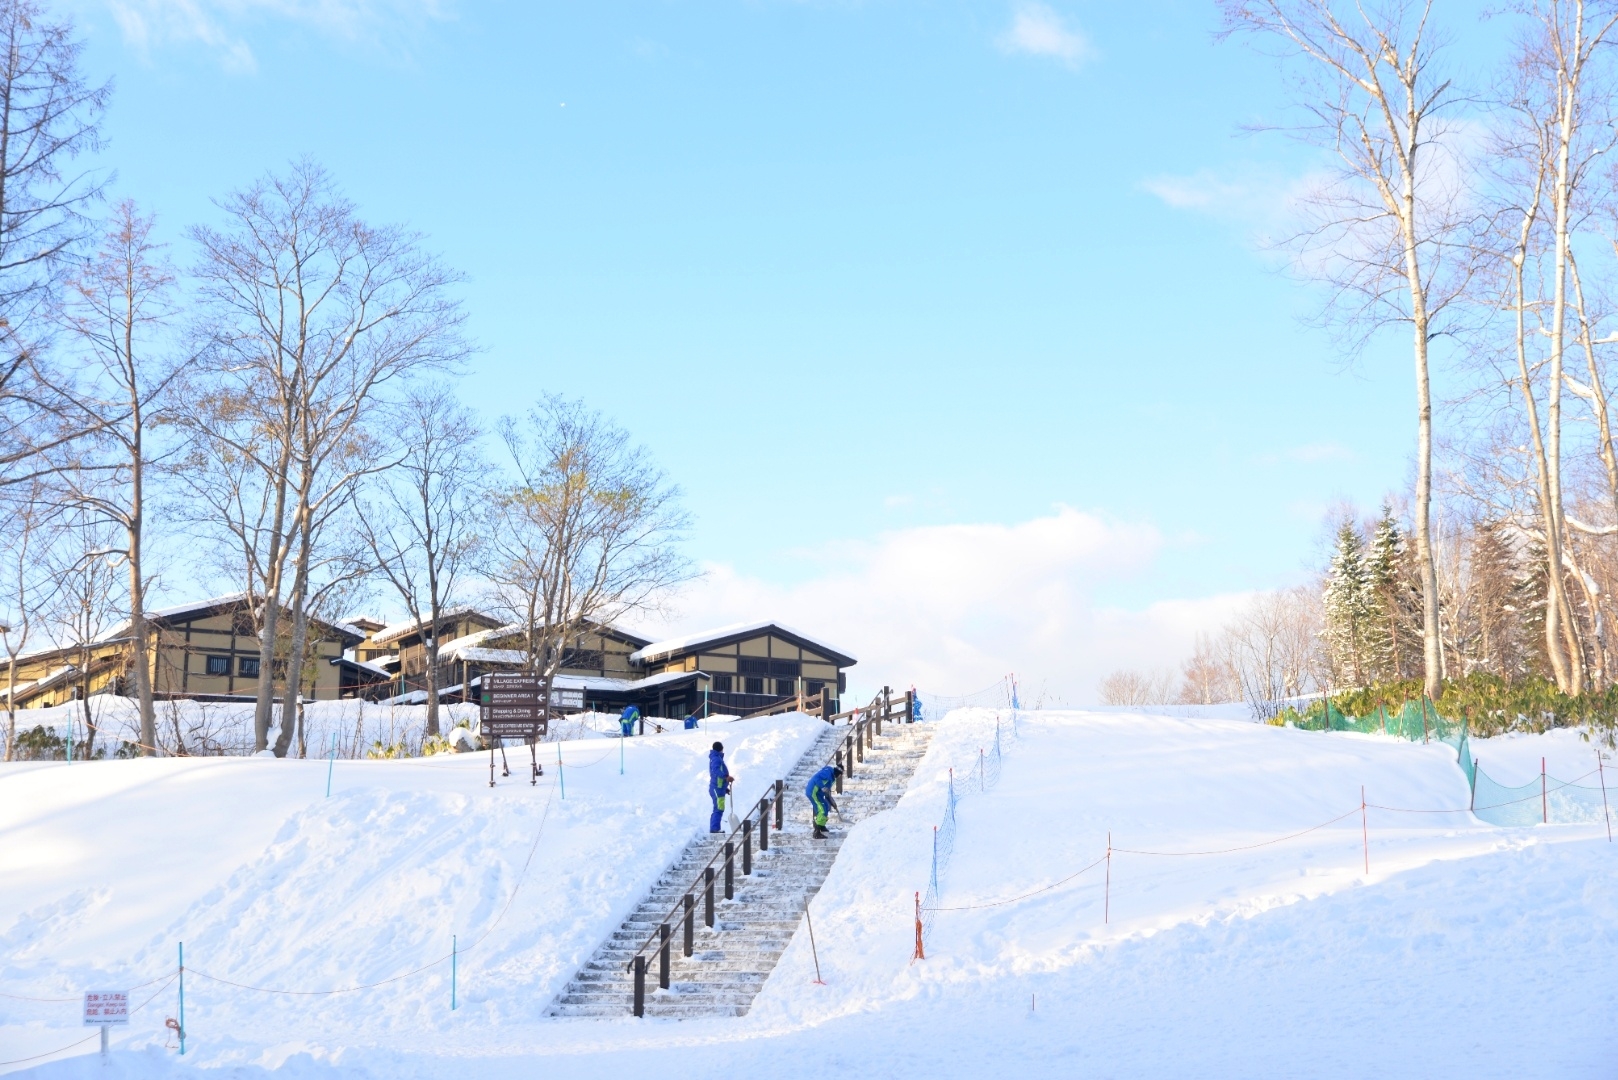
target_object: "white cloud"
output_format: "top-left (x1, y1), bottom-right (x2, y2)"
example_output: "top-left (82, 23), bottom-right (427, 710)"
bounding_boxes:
top-left (997, 2), bottom-right (1092, 68)
top-left (633, 508), bottom-right (1251, 707)
top-left (102, 0), bottom-right (449, 71)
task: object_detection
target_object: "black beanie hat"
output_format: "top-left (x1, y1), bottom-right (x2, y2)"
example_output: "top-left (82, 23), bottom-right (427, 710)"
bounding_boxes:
top-left (712, 741), bottom-right (724, 752)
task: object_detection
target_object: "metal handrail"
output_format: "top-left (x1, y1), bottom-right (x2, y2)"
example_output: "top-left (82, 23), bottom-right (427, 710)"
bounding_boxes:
top-left (622, 686), bottom-right (921, 1012)
top-left (621, 715), bottom-right (862, 968)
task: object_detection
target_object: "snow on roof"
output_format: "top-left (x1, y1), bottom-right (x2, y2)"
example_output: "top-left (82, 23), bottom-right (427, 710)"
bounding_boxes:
top-left (467, 668), bottom-right (712, 694)
top-left (437, 623), bottom-right (524, 657)
top-left (369, 606), bottom-right (498, 647)
top-left (628, 621), bottom-right (857, 666)
top-left (329, 656), bottom-right (394, 679)
top-left (454, 647), bottom-right (528, 665)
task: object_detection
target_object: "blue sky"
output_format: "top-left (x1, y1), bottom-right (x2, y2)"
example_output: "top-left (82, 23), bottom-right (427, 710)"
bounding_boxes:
top-left (70, 0), bottom-right (1430, 701)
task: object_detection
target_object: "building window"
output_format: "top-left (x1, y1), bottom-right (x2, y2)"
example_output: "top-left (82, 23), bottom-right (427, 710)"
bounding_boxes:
top-left (738, 657), bottom-right (770, 676)
top-left (713, 674), bottom-right (733, 693)
top-left (745, 676), bottom-right (764, 695)
top-left (806, 680), bottom-right (824, 696)
top-left (776, 679), bottom-right (795, 696)
top-left (238, 657), bottom-right (260, 678)
top-left (770, 660), bottom-right (800, 678)
top-left (205, 655), bottom-right (230, 676)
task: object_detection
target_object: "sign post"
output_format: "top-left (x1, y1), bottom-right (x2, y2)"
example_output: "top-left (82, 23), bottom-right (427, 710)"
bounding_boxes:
top-left (83, 990), bottom-right (128, 1063)
top-left (478, 674), bottom-right (574, 786)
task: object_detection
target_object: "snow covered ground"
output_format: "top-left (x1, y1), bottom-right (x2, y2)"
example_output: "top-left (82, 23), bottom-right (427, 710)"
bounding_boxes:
top-left (3, 708), bottom-right (1613, 1078)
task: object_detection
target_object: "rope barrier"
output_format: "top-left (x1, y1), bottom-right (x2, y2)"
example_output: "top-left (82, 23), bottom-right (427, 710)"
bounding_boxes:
top-left (0, 970), bottom-right (172, 1003)
top-left (0, 971), bottom-right (178, 1068)
top-left (1367, 767), bottom-right (1607, 815)
top-left (924, 852), bottom-right (1109, 912)
top-left (1111, 808), bottom-right (1362, 857)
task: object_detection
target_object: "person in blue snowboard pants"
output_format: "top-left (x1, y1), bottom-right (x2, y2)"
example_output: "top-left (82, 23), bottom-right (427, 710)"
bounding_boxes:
top-left (708, 741), bottom-right (733, 833)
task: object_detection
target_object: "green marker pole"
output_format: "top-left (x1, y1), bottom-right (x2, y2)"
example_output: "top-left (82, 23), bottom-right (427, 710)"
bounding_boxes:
top-left (557, 744), bottom-right (565, 799)
top-left (325, 732), bottom-right (337, 797)
top-left (178, 942), bottom-right (185, 1055)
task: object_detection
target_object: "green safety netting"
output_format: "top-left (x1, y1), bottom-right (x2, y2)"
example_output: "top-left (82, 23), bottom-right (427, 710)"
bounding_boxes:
top-left (1300, 697), bottom-right (1613, 828)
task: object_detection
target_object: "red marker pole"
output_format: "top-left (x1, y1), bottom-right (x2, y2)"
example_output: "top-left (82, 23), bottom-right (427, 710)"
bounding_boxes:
top-left (1361, 785), bottom-right (1369, 874)
top-left (1104, 832), bottom-right (1112, 925)
top-left (1598, 751), bottom-right (1612, 843)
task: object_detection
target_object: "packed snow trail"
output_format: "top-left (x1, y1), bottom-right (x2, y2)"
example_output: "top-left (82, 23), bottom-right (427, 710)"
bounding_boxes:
top-left (549, 718), bottom-right (932, 1017)
top-left (4, 708), bottom-right (1615, 1077)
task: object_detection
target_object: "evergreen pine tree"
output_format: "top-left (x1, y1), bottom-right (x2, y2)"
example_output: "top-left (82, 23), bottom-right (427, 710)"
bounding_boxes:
top-left (1324, 521), bottom-right (1376, 686)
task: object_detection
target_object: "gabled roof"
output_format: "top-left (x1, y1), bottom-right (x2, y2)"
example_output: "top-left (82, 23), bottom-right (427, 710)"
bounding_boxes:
top-left (123, 593), bottom-right (365, 647)
top-left (628, 621), bottom-right (857, 668)
top-left (369, 606), bottom-right (502, 648)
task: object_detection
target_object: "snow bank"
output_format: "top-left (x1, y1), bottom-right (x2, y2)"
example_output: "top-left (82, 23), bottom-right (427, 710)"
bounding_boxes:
top-left (5, 708), bottom-right (1615, 1078)
top-left (0, 713), bottom-right (824, 1070)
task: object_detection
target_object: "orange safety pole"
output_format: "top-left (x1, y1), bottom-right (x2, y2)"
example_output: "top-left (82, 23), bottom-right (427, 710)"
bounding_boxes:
top-left (912, 892), bottom-right (925, 961)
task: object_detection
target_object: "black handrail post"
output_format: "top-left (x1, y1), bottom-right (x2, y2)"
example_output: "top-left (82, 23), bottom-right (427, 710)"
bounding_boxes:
top-left (684, 893), bottom-right (695, 956)
top-left (856, 722), bottom-right (865, 763)
top-left (659, 923), bottom-right (671, 990)
top-left (704, 868), bottom-right (715, 928)
top-left (775, 780), bottom-right (785, 829)
top-left (835, 750), bottom-right (844, 793)
top-left (759, 799), bottom-right (770, 851)
top-left (724, 841), bottom-right (735, 900)
top-left (633, 956), bottom-right (646, 1017)
top-left (847, 733), bottom-right (857, 774)
top-left (742, 819), bottom-right (753, 875)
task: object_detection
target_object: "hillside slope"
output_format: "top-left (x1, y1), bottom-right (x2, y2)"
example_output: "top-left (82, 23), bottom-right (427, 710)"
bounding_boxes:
top-left (4, 709), bottom-right (1613, 1078)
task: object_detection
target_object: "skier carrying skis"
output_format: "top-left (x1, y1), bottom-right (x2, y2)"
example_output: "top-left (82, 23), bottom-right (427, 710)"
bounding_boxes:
top-left (805, 763), bottom-right (841, 839)
top-left (619, 705), bottom-right (640, 737)
top-left (708, 741), bottom-right (734, 833)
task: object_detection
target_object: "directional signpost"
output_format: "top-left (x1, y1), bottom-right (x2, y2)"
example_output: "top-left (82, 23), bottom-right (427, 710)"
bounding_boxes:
top-left (84, 990), bottom-right (128, 1062)
top-left (480, 673), bottom-right (551, 787)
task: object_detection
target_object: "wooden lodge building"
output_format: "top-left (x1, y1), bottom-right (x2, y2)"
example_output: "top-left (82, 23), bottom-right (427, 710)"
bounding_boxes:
top-left (0, 591), bottom-right (857, 720)
top-left (0, 595), bottom-right (364, 710)
top-left (372, 615), bottom-right (857, 719)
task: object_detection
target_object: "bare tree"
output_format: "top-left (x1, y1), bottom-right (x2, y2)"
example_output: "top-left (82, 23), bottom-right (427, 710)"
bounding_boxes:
top-left (486, 397), bottom-right (689, 725)
top-left (1219, 0), bottom-right (1478, 701)
top-left (39, 202), bottom-right (184, 755)
top-left (1219, 588), bottom-right (1325, 719)
top-left (360, 385), bottom-right (484, 738)
top-left (1178, 631), bottom-right (1239, 704)
top-left (0, 479), bottom-right (48, 759)
top-left (0, 0), bottom-right (110, 490)
top-left (1098, 668), bottom-right (1176, 707)
top-left (185, 160), bottom-right (468, 753)
top-left (41, 510), bottom-right (123, 757)
top-left (1480, 0), bottom-right (1618, 694)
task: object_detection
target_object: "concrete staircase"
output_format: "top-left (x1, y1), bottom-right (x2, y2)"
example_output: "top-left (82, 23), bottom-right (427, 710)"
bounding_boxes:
top-left (548, 717), bottom-right (933, 1018)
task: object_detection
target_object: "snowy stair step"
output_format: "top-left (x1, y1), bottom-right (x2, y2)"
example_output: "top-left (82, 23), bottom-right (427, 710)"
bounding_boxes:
top-left (547, 721), bottom-right (934, 1020)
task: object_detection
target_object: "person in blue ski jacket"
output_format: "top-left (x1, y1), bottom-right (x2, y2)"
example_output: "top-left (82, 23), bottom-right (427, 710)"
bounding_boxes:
top-left (683, 714), bottom-right (699, 730)
top-left (805, 764), bottom-right (841, 839)
top-left (708, 741), bottom-right (734, 833)
top-left (619, 705), bottom-right (640, 737)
